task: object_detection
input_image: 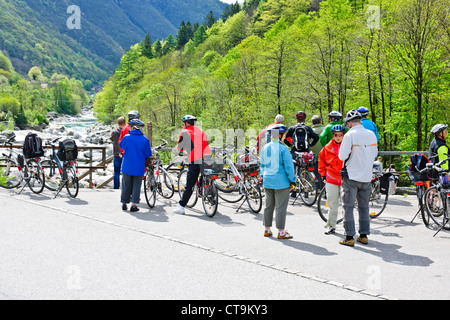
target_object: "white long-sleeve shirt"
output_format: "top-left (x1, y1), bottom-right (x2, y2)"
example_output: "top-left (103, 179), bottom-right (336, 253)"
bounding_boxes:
top-left (338, 124), bottom-right (378, 183)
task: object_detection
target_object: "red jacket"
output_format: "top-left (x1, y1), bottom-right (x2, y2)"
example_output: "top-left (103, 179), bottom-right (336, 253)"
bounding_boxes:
top-left (318, 139), bottom-right (343, 186)
top-left (177, 125), bottom-right (211, 163)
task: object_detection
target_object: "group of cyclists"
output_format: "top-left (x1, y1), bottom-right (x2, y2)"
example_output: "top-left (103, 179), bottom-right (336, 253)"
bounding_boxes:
top-left (111, 107), bottom-right (449, 244)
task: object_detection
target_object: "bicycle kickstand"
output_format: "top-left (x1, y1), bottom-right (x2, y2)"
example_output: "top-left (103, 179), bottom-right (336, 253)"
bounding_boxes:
top-left (54, 182), bottom-right (65, 199)
top-left (235, 197), bottom-right (247, 213)
top-left (17, 180), bottom-right (28, 195)
top-left (433, 218), bottom-right (449, 237)
top-left (411, 208), bottom-right (421, 223)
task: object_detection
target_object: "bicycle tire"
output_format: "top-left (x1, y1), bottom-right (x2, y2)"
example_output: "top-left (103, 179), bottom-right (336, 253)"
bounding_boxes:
top-left (369, 177), bottom-right (388, 218)
top-left (0, 157), bottom-right (21, 189)
top-left (246, 182), bottom-right (262, 214)
top-left (41, 159), bottom-right (62, 191)
top-left (418, 185), bottom-right (430, 226)
top-left (424, 186), bottom-right (450, 230)
top-left (165, 163), bottom-right (183, 193)
top-left (65, 164), bottom-right (79, 198)
top-left (158, 167), bottom-right (175, 199)
top-left (178, 169), bottom-right (197, 208)
top-left (317, 187), bottom-right (344, 225)
top-left (297, 169), bottom-right (318, 206)
top-left (202, 178), bottom-right (219, 217)
top-left (144, 169), bottom-right (156, 208)
top-left (26, 159), bottom-right (45, 194)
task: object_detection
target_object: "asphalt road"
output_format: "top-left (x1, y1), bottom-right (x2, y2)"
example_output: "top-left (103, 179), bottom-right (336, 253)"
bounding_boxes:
top-left (0, 186), bottom-right (449, 301)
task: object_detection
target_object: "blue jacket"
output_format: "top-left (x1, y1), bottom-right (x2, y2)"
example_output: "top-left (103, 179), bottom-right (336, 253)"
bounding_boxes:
top-left (361, 118), bottom-right (379, 142)
top-left (260, 140), bottom-right (296, 189)
top-left (119, 130), bottom-right (152, 177)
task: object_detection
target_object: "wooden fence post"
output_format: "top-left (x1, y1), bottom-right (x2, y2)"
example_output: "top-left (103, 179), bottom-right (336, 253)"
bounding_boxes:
top-left (147, 121), bottom-right (153, 147)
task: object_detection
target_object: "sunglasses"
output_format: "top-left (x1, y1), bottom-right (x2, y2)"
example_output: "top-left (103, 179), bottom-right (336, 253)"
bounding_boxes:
top-left (333, 133), bottom-right (344, 137)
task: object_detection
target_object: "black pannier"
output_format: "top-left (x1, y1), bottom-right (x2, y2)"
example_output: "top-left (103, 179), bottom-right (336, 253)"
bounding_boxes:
top-left (57, 139), bottom-right (78, 161)
top-left (23, 133), bottom-right (45, 158)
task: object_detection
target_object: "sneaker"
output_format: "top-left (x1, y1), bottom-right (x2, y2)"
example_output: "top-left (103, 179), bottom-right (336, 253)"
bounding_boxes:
top-left (130, 205), bottom-right (139, 212)
top-left (324, 226), bottom-right (336, 235)
top-left (264, 229), bottom-right (273, 237)
top-left (339, 237), bottom-right (355, 246)
top-left (357, 236), bottom-right (369, 245)
top-left (277, 231), bottom-right (293, 239)
top-left (173, 205), bottom-right (185, 215)
top-left (122, 203), bottom-right (128, 211)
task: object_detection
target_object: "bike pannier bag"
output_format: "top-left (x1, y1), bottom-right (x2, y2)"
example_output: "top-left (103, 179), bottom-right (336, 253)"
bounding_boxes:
top-left (58, 139), bottom-right (78, 161)
top-left (23, 132), bottom-right (45, 158)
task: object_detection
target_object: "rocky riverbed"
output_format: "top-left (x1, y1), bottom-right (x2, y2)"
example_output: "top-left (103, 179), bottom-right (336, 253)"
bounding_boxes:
top-left (0, 106), bottom-right (118, 189)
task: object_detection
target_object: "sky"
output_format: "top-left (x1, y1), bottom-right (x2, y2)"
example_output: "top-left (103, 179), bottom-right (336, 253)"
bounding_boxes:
top-left (220, 0), bottom-right (245, 4)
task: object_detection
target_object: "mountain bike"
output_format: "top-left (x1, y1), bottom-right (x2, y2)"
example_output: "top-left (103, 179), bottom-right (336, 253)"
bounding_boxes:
top-left (292, 151), bottom-right (319, 206)
top-left (143, 139), bottom-right (175, 208)
top-left (178, 157), bottom-right (223, 218)
top-left (422, 155), bottom-right (450, 236)
top-left (0, 135), bottom-right (46, 194)
top-left (41, 138), bottom-right (79, 198)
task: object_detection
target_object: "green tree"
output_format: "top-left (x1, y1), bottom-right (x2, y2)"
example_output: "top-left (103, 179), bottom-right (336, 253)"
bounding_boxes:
top-left (141, 33), bottom-right (154, 59)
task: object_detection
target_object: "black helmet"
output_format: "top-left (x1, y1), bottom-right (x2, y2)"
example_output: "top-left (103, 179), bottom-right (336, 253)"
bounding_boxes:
top-left (430, 124), bottom-right (448, 135)
top-left (129, 119), bottom-right (145, 130)
top-left (128, 110), bottom-right (140, 120)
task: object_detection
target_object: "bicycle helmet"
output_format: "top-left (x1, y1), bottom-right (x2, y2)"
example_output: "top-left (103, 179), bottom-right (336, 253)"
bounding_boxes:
top-left (344, 110), bottom-right (362, 123)
top-left (267, 124), bottom-right (287, 134)
top-left (296, 111), bottom-right (307, 120)
top-left (328, 111), bottom-right (342, 120)
top-left (128, 110), bottom-right (140, 120)
top-left (181, 114), bottom-right (197, 125)
top-left (356, 106), bottom-right (369, 117)
top-left (129, 119), bottom-right (145, 130)
top-left (430, 124), bottom-right (448, 135)
top-left (331, 124), bottom-right (345, 133)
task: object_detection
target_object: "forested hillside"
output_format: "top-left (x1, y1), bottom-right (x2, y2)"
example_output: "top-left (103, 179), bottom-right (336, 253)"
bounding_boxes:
top-left (94, 0), bottom-right (449, 152)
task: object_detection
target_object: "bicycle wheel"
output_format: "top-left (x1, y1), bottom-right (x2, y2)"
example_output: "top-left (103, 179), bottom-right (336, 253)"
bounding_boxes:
top-left (144, 169), bottom-right (157, 208)
top-left (65, 164), bottom-right (79, 198)
top-left (424, 187), bottom-right (450, 230)
top-left (26, 159), bottom-right (45, 194)
top-left (297, 168), bottom-right (318, 206)
top-left (246, 180), bottom-right (262, 213)
top-left (158, 167), bottom-right (175, 199)
top-left (178, 169), bottom-right (197, 208)
top-left (0, 157), bottom-right (21, 189)
top-left (165, 163), bottom-right (183, 193)
top-left (317, 186), bottom-right (344, 225)
top-left (41, 159), bottom-right (62, 191)
top-left (202, 178), bottom-right (219, 217)
top-left (418, 185), bottom-right (430, 226)
top-left (369, 177), bottom-right (388, 218)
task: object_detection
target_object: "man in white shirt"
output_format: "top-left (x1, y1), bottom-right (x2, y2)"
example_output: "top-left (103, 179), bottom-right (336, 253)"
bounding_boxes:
top-left (338, 110), bottom-right (378, 246)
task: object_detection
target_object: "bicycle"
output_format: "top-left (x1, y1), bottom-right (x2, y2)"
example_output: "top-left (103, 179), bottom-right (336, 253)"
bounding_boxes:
top-left (143, 139), bottom-right (175, 208)
top-left (177, 156), bottom-right (223, 217)
top-left (422, 155), bottom-right (450, 236)
top-left (292, 151), bottom-right (319, 206)
top-left (317, 170), bottom-right (391, 224)
top-left (216, 146), bottom-right (263, 213)
top-left (41, 138), bottom-right (79, 198)
top-left (0, 135), bottom-right (46, 194)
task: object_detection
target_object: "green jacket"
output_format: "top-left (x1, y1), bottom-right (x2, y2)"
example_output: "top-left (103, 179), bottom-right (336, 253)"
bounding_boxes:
top-left (310, 124), bottom-right (325, 155)
top-left (320, 120), bottom-right (343, 147)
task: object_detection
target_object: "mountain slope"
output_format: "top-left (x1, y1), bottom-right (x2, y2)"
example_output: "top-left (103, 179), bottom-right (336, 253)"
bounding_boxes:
top-left (0, 0), bottom-right (227, 83)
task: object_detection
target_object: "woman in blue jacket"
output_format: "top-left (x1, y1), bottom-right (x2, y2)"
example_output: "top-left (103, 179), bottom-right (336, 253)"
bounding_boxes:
top-left (260, 124), bottom-right (296, 239)
top-left (119, 119), bottom-right (152, 212)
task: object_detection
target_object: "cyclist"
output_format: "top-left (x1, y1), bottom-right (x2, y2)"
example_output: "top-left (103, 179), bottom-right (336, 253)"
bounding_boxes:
top-left (119, 119), bottom-right (152, 212)
top-left (260, 124), bottom-right (296, 239)
top-left (173, 115), bottom-right (211, 215)
top-left (356, 106), bottom-right (379, 142)
top-left (429, 124), bottom-right (449, 170)
top-left (119, 110), bottom-right (141, 143)
top-left (338, 110), bottom-right (378, 246)
top-left (318, 124), bottom-right (345, 235)
top-left (320, 111), bottom-right (344, 147)
top-left (256, 114), bottom-right (285, 153)
top-left (283, 111), bottom-right (319, 155)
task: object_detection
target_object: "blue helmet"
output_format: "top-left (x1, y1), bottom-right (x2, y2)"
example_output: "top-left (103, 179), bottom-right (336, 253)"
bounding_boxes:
top-left (356, 106), bottom-right (369, 117)
top-left (331, 124), bottom-right (345, 133)
top-left (267, 124), bottom-right (287, 134)
top-left (129, 119), bottom-right (145, 130)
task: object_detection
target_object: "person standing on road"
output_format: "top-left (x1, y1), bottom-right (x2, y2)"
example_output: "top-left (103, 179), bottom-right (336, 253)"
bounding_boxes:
top-left (318, 124), bottom-right (345, 235)
top-left (338, 110), bottom-right (378, 246)
top-left (320, 111), bottom-right (344, 147)
top-left (311, 115), bottom-right (325, 191)
top-left (119, 110), bottom-right (141, 145)
top-left (429, 124), bottom-right (449, 171)
top-left (110, 117), bottom-right (126, 189)
top-left (119, 119), bottom-right (152, 213)
top-left (260, 124), bottom-right (297, 239)
top-left (173, 115), bottom-right (211, 215)
top-left (256, 114), bottom-right (285, 153)
top-left (357, 106), bottom-right (379, 142)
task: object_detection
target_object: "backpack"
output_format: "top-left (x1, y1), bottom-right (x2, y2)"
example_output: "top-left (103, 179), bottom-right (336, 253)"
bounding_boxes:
top-left (292, 124), bottom-right (309, 152)
top-left (23, 133), bottom-right (45, 158)
top-left (407, 153), bottom-right (430, 182)
top-left (57, 139), bottom-right (78, 161)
